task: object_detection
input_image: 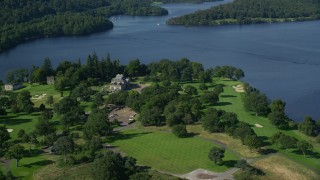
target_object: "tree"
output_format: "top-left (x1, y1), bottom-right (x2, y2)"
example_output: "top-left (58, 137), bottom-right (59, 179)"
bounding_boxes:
top-left (184, 85), bottom-right (198, 95)
top-left (172, 125), bottom-right (188, 138)
top-left (199, 83), bottom-right (208, 91)
top-left (296, 140), bottom-right (313, 158)
top-left (234, 68), bottom-right (245, 80)
top-left (8, 144), bottom-right (25, 167)
top-left (55, 76), bottom-right (69, 97)
top-left (201, 108), bottom-right (224, 133)
top-left (125, 59), bottom-right (147, 77)
top-left (71, 83), bottom-right (93, 101)
top-left (22, 132), bottom-right (39, 152)
top-left (139, 106), bottom-right (163, 126)
top-left (278, 135), bottom-right (297, 150)
top-left (244, 91), bottom-right (270, 116)
top-left (15, 90), bottom-right (34, 113)
top-left (201, 92), bottom-right (219, 105)
top-left (54, 97), bottom-right (79, 115)
top-left (268, 99), bottom-right (289, 129)
top-left (208, 146), bottom-right (225, 165)
top-left (84, 109), bottom-right (112, 139)
top-left (0, 170), bottom-right (5, 180)
top-left (213, 84), bottom-right (224, 95)
top-left (244, 135), bottom-right (262, 151)
top-left (92, 151), bottom-right (125, 180)
top-left (17, 129), bottom-right (26, 139)
top-left (41, 57), bottom-right (54, 78)
top-left (298, 116), bottom-right (317, 136)
top-left (61, 107), bottom-right (86, 130)
top-left (0, 126), bottom-right (11, 156)
top-left (35, 111), bottom-right (55, 136)
top-left (53, 136), bottom-right (75, 163)
top-left (199, 70), bottom-right (212, 83)
top-left (92, 92), bottom-right (104, 108)
top-left (268, 111), bottom-right (289, 130)
top-left (45, 95), bottom-right (54, 107)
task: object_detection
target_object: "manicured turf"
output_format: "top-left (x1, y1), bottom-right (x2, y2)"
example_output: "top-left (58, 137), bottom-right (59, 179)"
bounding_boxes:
top-left (107, 129), bottom-right (239, 174)
top-left (9, 155), bottom-right (52, 180)
top-left (212, 79), bottom-right (320, 173)
top-left (16, 84), bottom-right (69, 107)
top-left (0, 112), bottom-right (40, 139)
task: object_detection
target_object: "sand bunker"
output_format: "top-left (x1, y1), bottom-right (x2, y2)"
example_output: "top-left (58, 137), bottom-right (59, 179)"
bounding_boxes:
top-left (232, 85), bottom-right (245, 93)
top-left (7, 129), bottom-right (13, 133)
top-left (255, 124), bottom-right (263, 128)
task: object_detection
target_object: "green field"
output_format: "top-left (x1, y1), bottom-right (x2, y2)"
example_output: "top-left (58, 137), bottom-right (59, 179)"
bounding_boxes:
top-left (107, 129), bottom-right (239, 174)
top-left (211, 79), bottom-right (320, 173)
top-left (16, 84), bottom-right (69, 107)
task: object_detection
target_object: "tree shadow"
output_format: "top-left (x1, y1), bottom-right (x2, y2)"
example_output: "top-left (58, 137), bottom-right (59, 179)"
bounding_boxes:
top-left (215, 102), bottom-right (232, 106)
top-left (25, 149), bottom-right (45, 157)
top-left (23, 160), bottom-right (54, 168)
top-left (0, 118), bottom-right (32, 126)
top-left (107, 131), bottom-right (152, 143)
top-left (185, 132), bottom-right (199, 138)
top-left (291, 150), bottom-right (320, 158)
top-left (259, 148), bottom-right (277, 155)
top-left (259, 136), bottom-right (271, 146)
top-left (129, 84), bottom-right (140, 90)
top-left (220, 95), bottom-right (236, 98)
top-left (221, 160), bottom-right (237, 167)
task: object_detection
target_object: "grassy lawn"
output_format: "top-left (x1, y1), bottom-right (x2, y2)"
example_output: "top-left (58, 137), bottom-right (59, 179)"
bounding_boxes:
top-left (16, 84), bottom-right (69, 107)
top-left (107, 129), bottom-right (239, 174)
top-left (8, 154), bottom-right (53, 180)
top-left (0, 112), bottom-right (40, 139)
top-left (187, 124), bottom-right (260, 158)
top-left (210, 79), bottom-right (320, 173)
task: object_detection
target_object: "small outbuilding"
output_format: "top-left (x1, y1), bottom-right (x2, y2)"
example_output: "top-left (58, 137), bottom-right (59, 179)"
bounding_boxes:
top-left (47, 76), bottom-right (55, 85)
top-left (4, 83), bottom-right (22, 91)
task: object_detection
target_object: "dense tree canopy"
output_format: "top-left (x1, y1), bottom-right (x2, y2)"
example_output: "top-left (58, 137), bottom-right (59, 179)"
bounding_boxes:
top-left (167, 0), bottom-right (320, 26)
top-left (0, 0), bottom-right (168, 52)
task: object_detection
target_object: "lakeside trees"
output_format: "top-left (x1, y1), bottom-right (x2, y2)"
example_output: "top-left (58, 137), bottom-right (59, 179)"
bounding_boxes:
top-left (167, 0), bottom-right (320, 26)
top-left (0, 0), bottom-right (168, 53)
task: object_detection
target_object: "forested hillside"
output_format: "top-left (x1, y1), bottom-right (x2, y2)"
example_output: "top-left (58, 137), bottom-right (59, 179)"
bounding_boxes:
top-left (0, 0), bottom-right (168, 53)
top-left (167, 0), bottom-right (320, 25)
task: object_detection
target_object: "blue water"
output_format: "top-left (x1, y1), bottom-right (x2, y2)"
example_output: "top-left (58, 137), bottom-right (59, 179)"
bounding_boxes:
top-left (0, 0), bottom-right (320, 121)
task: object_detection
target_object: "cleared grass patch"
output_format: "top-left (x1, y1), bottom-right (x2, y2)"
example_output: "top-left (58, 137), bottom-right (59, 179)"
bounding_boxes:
top-left (253, 154), bottom-right (319, 180)
top-left (187, 125), bottom-right (260, 158)
top-left (35, 162), bottom-right (93, 180)
top-left (107, 129), bottom-right (239, 174)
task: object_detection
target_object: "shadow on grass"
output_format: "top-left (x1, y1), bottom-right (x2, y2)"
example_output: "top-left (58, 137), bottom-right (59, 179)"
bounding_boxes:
top-left (0, 118), bottom-right (32, 126)
top-left (221, 160), bottom-right (237, 167)
top-left (185, 132), bottom-right (199, 138)
top-left (259, 148), bottom-right (277, 155)
top-left (107, 131), bottom-right (152, 143)
top-left (220, 95), bottom-right (236, 98)
top-left (259, 136), bottom-right (271, 146)
top-left (25, 149), bottom-right (45, 157)
top-left (23, 160), bottom-right (54, 168)
top-left (129, 84), bottom-right (140, 90)
top-left (215, 102), bottom-right (232, 106)
top-left (291, 150), bottom-right (320, 158)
